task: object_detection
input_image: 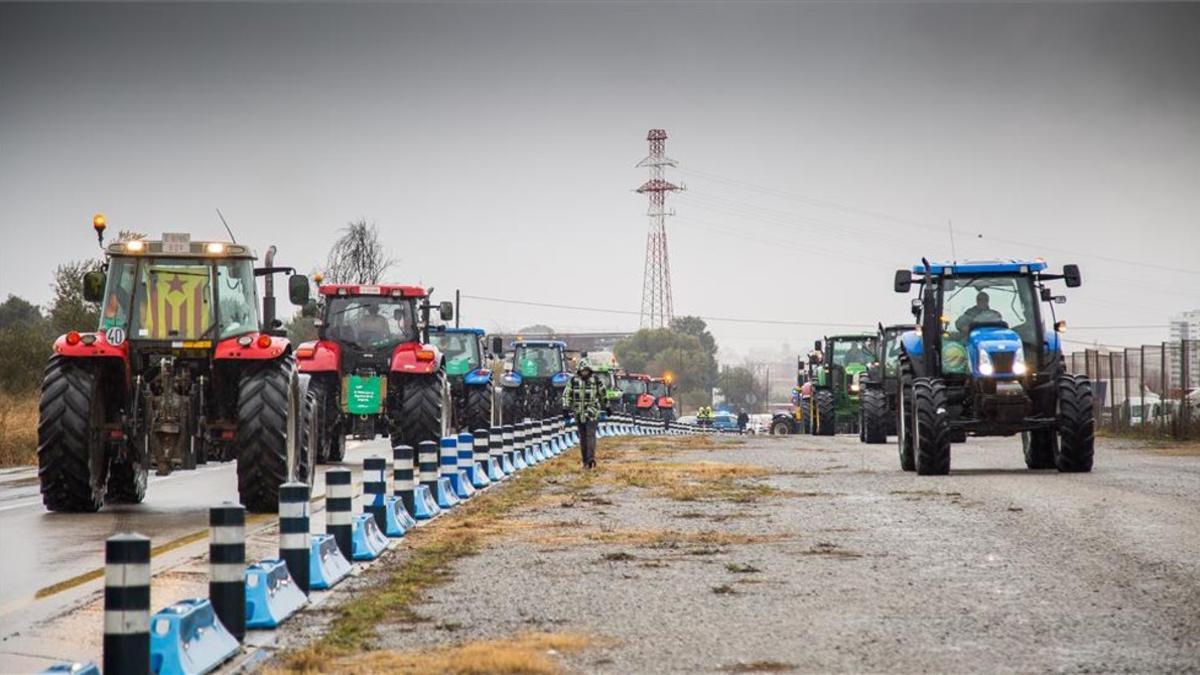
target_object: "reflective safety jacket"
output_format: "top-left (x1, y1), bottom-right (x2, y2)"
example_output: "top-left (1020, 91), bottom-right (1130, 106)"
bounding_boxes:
top-left (562, 374), bottom-right (607, 423)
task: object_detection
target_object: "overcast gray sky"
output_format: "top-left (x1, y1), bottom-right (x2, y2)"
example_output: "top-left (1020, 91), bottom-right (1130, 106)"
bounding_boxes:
top-left (2, 2), bottom-right (1198, 360)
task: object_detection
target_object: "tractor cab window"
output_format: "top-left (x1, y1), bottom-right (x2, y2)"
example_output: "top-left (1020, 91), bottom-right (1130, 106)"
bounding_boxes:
top-left (431, 332), bottom-right (480, 373)
top-left (831, 339), bottom-right (874, 367)
top-left (617, 377), bottom-right (647, 395)
top-left (514, 345), bottom-right (563, 378)
top-left (648, 381), bottom-right (669, 398)
top-left (215, 260), bottom-right (259, 339)
top-left (325, 296), bottom-right (416, 349)
top-left (100, 257), bottom-right (137, 330)
top-left (942, 275), bottom-right (1037, 345)
top-left (129, 259), bottom-right (214, 340)
top-left (883, 333), bottom-right (904, 376)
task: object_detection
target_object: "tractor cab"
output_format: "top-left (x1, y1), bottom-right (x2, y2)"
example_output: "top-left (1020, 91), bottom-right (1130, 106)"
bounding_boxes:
top-left (429, 326), bottom-right (496, 431)
top-left (892, 259), bottom-right (1092, 475)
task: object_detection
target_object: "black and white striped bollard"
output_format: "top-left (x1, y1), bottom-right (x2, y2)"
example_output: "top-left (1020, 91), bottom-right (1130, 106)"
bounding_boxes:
top-left (279, 481), bottom-right (311, 595)
top-left (209, 503), bottom-right (245, 642)
top-left (473, 428), bottom-right (489, 482)
top-left (364, 456), bottom-right (388, 530)
top-left (502, 424), bottom-right (516, 473)
top-left (418, 440), bottom-right (440, 492)
top-left (326, 468), bottom-right (353, 561)
top-left (104, 533), bottom-right (150, 675)
top-left (393, 444), bottom-right (416, 514)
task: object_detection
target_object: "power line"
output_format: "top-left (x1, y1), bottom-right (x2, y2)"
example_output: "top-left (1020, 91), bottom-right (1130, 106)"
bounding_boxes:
top-left (460, 294), bottom-right (873, 329)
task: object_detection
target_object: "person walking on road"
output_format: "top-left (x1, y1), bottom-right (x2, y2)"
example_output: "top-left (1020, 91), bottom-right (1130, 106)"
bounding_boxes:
top-left (563, 359), bottom-right (607, 469)
top-left (737, 410), bottom-right (749, 434)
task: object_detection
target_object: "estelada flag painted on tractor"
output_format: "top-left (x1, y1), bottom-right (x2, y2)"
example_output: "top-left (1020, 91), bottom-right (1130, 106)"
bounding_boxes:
top-left (140, 265), bottom-right (212, 340)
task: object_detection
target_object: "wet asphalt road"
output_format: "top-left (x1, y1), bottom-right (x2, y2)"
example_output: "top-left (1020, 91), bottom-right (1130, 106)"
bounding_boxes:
top-left (0, 437), bottom-right (393, 670)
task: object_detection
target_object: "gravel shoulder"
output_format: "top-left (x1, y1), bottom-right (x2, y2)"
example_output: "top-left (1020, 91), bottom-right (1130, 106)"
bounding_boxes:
top-left (271, 433), bottom-right (1200, 673)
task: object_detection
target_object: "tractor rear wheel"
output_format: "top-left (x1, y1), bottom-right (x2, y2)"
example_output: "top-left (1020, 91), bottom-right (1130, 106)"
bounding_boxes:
top-left (1021, 430), bottom-right (1057, 469)
top-left (912, 377), bottom-right (951, 475)
top-left (38, 357), bottom-right (109, 512)
top-left (798, 400), bottom-right (810, 434)
top-left (236, 358), bottom-right (292, 513)
top-left (896, 364), bottom-right (915, 472)
top-left (391, 371), bottom-right (448, 448)
top-left (861, 388), bottom-right (888, 444)
top-left (770, 418), bottom-right (791, 435)
top-left (1055, 374), bottom-right (1095, 472)
top-left (463, 384), bottom-right (493, 431)
top-left (499, 388), bottom-right (520, 425)
top-left (813, 389), bottom-right (836, 436)
top-left (309, 377), bottom-right (345, 463)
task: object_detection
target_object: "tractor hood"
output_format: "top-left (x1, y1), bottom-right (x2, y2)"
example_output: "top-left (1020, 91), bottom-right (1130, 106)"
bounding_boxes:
top-left (967, 326), bottom-right (1025, 379)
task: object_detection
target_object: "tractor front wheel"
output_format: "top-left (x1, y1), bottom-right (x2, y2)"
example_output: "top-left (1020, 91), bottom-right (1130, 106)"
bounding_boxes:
top-left (37, 357), bottom-right (109, 512)
top-left (1055, 374), bottom-right (1095, 472)
top-left (770, 418), bottom-right (791, 436)
top-left (309, 377), bottom-right (345, 463)
top-left (812, 389), bottom-right (836, 436)
top-left (463, 383), bottom-right (494, 431)
top-left (391, 371), bottom-right (449, 448)
top-left (861, 388), bottom-right (888, 444)
top-left (236, 358), bottom-right (293, 513)
top-left (912, 377), bottom-right (951, 475)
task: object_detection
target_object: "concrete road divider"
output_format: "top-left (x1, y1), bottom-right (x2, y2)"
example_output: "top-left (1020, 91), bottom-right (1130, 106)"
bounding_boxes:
top-left (414, 441), bottom-right (444, 519)
top-left (364, 456), bottom-right (415, 537)
top-left (501, 424), bottom-right (517, 475)
top-left (487, 426), bottom-right (507, 481)
top-left (209, 504), bottom-right (246, 642)
top-left (104, 533), bottom-right (151, 675)
top-left (325, 469), bottom-right (353, 561)
top-left (512, 423), bottom-right (529, 470)
top-left (244, 559), bottom-right (307, 629)
top-left (458, 431), bottom-right (489, 490)
top-left (442, 436), bottom-right (475, 500)
top-left (350, 513), bottom-right (389, 561)
top-left (148, 598), bottom-right (239, 675)
top-left (434, 438), bottom-right (462, 509)
top-left (279, 482), bottom-right (312, 596)
top-left (308, 533), bottom-right (351, 590)
top-left (393, 444), bottom-right (417, 517)
top-left (470, 430), bottom-right (492, 488)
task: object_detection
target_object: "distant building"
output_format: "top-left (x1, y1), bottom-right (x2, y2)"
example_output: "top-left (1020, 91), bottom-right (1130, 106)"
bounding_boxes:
top-left (1167, 310), bottom-right (1200, 391)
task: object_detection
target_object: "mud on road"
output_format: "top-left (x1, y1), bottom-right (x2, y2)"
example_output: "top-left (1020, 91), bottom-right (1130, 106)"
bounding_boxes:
top-left (270, 433), bottom-right (1200, 673)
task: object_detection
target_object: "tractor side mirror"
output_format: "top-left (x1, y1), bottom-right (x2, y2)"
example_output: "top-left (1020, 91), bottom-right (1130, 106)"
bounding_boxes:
top-left (438, 301), bottom-right (454, 322)
top-left (490, 335), bottom-right (504, 355)
top-left (813, 339), bottom-right (822, 351)
top-left (1063, 264), bottom-right (1082, 288)
top-left (287, 274), bottom-right (310, 306)
top-left (894, 269), bottom-right (913, 293)
top-left (300, 300), bottom-right (318, 318)
top-left (82, 271), bottom-right (105, 303)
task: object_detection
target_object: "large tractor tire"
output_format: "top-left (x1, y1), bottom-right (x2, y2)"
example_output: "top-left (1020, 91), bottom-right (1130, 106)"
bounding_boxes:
top-left (37, 357), bottom-right (109, 512)
top-left (896, 364), bottom-right (915, 471)
top-left (798, 400), bottom-right (811, 434)
top-left (1021, 429), bottom-right (1057, 469)
top-left (392, 371), bottom-right (449, 449)
top-left (812, 389), bottom-right (836, 436)
top-left (463, 384), bottom-right (494, 431)
top-left (860, 388), bottom-right (889, 444)
top-left (912, 377), bottom-right (951, 475)
top-left (309, 377), bottom-right (345, 463)
top-left (1055, 374), bottom-right (1095, 473)
top-left (499, 388), bottom-right (520, 425)
top-left (236, 358), bottom-right (292, 513)
top-left (770, 418), bottom-right (792, 435)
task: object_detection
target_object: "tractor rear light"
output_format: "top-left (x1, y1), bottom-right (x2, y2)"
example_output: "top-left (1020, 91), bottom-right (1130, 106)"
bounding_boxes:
top-left (296, 346), bottom-right (315, 359)
top-left (221, 430), bottom-right (235, 440)
top-left (65, 331), bottom-right (82, 346)
top-left (81, 334), bottom-right (97, 345)
top-left (256, 335), bottom-right (272, 349)
top-left (108, 429), bottom-right (125, 440)
top-left (416, 349), bottom-right (435, 362)
top-left (237, 335), bottom-right (254, 347)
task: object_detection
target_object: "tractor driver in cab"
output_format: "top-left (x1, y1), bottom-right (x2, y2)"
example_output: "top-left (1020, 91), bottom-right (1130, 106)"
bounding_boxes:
top-left (842, 341), bottom-right (871, 365)
top-left (955, 291), bottom-right (1004, 334)
top-left (357, 302), bottom-right (392, 344)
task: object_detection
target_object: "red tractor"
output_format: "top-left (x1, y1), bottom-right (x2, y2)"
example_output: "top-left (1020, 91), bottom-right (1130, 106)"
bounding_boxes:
top-left (296, 282), bottom-right (454, 461)
top-left (37, 216), bottom-right (316, 513)
top-left (648, 375), bottom-right (677, 422)
top-left (621, 373), bottom-right (657, 417)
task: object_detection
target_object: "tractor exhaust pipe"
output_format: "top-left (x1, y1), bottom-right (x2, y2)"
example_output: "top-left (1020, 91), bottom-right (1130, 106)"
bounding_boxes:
top-left (263, 245), bottom-right (278, 330)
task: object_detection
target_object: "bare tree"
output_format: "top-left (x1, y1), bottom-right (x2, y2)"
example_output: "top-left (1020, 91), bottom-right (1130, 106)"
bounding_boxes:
top-left (325, 219), bottom-right (395, 284)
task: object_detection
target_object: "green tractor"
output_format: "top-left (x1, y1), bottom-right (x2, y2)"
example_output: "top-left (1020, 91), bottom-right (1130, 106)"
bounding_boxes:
top-left (859, 323), bottom-right (913, 444)
top-left (805, 334), bottom-right (878, 435)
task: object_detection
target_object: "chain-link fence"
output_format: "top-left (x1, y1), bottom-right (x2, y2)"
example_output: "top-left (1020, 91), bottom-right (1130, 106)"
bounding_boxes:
top-left (1066, 339), bottom-right (1198, 439)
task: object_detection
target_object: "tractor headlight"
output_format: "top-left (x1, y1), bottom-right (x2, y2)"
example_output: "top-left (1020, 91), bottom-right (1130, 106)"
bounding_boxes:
top-left (977, 348), bottom-right (994, 376)
top-left (850, 383), bottom-right (860, 393)
top-left (1012, 347), bottom-right (1027, 375)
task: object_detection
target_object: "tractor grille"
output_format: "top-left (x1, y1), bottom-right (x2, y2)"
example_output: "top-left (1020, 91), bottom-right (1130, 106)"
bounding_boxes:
top-left (990, 351), bottom-right (1015, 374)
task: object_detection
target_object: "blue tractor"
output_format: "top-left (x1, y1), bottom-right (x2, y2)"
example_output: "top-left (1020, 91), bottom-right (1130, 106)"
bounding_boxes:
top-left (428, 327), bottom-right (498, 432)
top-left (892, 259), bottom-right (1093, 475)
top-left (498, 339), bottom-right (571, 423)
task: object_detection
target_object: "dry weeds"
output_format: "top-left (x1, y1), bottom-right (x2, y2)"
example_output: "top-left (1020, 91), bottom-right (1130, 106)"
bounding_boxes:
top-left (0, 391), bottom-right (37, 467)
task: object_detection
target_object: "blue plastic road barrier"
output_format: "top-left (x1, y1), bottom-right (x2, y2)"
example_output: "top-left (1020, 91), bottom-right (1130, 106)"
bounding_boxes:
top-left (149, 598), bottom-right (239, 675)
top-left (512, 423), bottom-right (529, 471)
top-left (350, 513), bottom-right (390, 561)
top-left (469, 430), bottom-right (492, 488)
top-left (40, 663), bottom-right (100, 675)
top-left (393, 444), bottom-right (417, 516)
top-left (487, 426), bottom-right (506, 481)
top-left (325, 469), bottom-right (354, 562)
top-left (379, 495), bottom-right (414, 536)
top-left (442, 436), bottom-right (475, 499)
top-left (531, 422), bottom-right (547, 462)
top-left (501, 425), bottom-right (516, 475)
top-left (244, 559), bottom-right (307, 628)
top-left (308, 533), bottom-right (351, 590)
top-left (104, 533), bottom-right (150, 675)
top-left (414, 441), bottom-right (443, 520)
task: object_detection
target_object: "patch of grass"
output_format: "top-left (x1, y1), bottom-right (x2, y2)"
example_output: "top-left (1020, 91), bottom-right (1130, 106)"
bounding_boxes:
top-left (310, 631), bottom-right (596, 675)
top-left (0, 391), bottom-right (37, 467)
top-left (601, 551), bottom-right (636, 562)
top-left (598, 458), bottom-right (779, 503)
top-left (721, 660), bottom-right (796, 673)
top-left (800, 541), bottom-right (863, 559)
top-left (687, 547), bottom-right (724, 556)
top-left (1138, 442), bottom-right (1200, 456)
top-left (725, 563), bottom-right (761, 574)
top-left (711, 584), bottom-right (738, 595)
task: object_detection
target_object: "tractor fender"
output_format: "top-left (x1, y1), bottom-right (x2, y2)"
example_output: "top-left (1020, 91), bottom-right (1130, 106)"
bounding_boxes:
top-left (213, 334), bottom-right (289, 361)
top-left (636, 393), bottom-right (655, 409)
top-left (296, 340), bottom-right (341, 373)
top-left (1043, 328), bottom-right (1062, 355)
top-left (391, 343), bottom-right (442, 375)
top-left (463, 368), bottom-right (492, 386)
top-left (53, 331), bottom-right (130, 362)
top-left (900, 330), bottom-right (923, 359)
top-left (550, 371), bottom-right (571, 388)
top-left (657, 396), bottom-right (675, 409)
